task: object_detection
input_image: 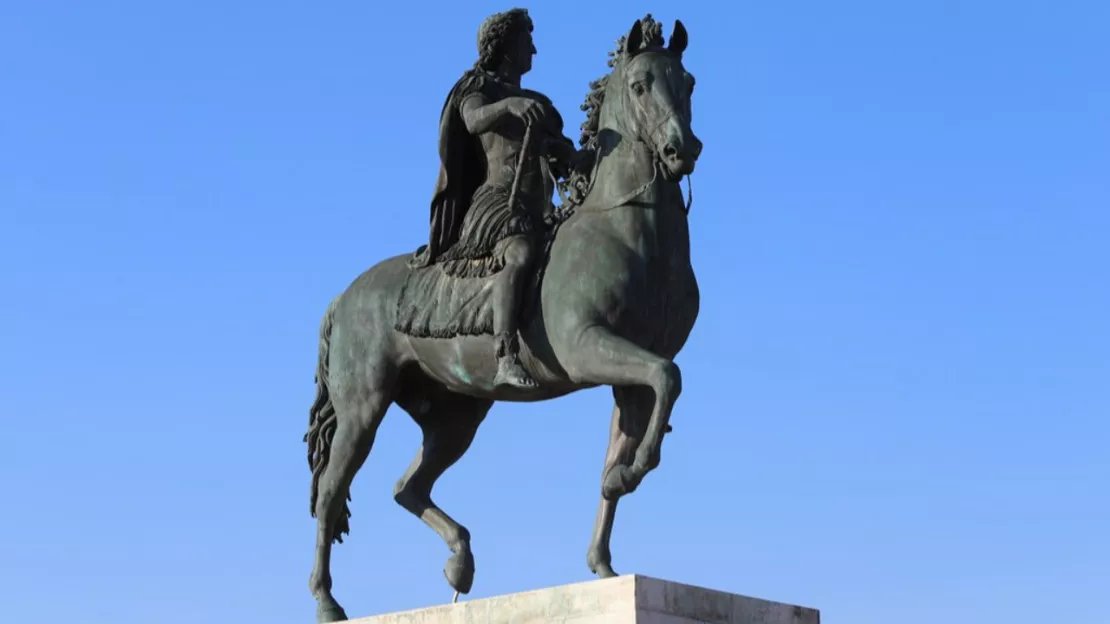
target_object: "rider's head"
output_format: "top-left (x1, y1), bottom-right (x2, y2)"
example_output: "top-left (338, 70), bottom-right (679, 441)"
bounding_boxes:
top-left (476, 8), bottom-right (536, 76)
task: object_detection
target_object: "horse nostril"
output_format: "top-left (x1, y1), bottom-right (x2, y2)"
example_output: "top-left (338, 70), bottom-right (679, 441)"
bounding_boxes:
top-left (663, 144), bottom-right (678, 159)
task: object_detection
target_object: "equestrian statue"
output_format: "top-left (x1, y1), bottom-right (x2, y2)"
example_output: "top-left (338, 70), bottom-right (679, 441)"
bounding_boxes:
top-left (304, 9), bottom-right (703, 622)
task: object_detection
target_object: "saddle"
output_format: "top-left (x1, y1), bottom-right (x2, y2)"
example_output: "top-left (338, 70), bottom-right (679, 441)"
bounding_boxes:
top-left (393, 216), bottom-right (566, 340)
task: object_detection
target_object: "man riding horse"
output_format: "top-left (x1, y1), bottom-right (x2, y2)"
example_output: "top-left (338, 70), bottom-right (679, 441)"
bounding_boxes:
top-left (410, 8), bottom-right (578, 389)
top-left (308, 12), bottom-right (702, 621)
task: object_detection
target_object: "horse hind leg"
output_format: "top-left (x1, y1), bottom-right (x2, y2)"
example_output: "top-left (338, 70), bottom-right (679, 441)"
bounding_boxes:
top-left (587, 386), bottom-right (651, 578)
top-left (307, 369), bottom-right (394, 623)
top-left (393, 391), bottom-right (491, 599)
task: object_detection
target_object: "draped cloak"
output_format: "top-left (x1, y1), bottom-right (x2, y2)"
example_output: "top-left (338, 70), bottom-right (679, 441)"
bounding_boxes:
top-left (411, 69), bottom-right (491, 268)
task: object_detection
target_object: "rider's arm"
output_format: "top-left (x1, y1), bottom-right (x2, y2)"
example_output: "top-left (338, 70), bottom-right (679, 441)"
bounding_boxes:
top-left (460, 92), bottom-right (511, 135)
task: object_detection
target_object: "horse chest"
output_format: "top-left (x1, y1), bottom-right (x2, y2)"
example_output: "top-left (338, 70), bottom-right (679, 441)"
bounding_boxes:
top-left (654, 213), bottom-right (697, 340)
top-left (609, 206), bottom-right (696, 345)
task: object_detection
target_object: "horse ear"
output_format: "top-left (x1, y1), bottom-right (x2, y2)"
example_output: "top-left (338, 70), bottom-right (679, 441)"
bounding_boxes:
top-left (624, 19), bottom-right (643, 57)
top-left (669, 20), bottom-right (688, 56)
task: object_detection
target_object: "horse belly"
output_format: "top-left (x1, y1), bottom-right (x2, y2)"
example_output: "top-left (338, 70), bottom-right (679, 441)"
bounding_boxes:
top-left (405, 335), bottom-right (580, 402)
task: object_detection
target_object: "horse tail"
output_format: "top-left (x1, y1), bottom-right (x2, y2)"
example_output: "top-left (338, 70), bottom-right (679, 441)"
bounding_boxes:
top-left (303, 296), bottom-right (351, 543)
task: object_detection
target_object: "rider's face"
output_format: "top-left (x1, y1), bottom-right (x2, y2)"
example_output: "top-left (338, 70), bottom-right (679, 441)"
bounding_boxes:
top-left (512, 27), bottom-right (536, 74)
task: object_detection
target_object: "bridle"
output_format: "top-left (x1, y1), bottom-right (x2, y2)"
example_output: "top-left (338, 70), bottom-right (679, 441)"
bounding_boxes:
top-left (551, 119), bottom-right (694, 221)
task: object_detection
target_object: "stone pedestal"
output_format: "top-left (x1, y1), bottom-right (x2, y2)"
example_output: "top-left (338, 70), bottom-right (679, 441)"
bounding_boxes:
top-left (342, 575), bottom-right (819, 623)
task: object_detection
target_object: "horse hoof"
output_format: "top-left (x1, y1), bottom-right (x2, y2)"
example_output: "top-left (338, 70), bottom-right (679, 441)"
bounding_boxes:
top-left (602, 465), bottom-right (636, 500)
top-left (444, 550), bottom-right (475, 595)
top-left (588, 554), bottom-right (618, 579)
top-left (316, 602), bottom-right (348, 623)
top-left (594, 562), bottom-right (618, 578)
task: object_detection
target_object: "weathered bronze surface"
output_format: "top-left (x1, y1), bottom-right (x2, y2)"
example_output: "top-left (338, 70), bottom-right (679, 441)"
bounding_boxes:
top-left (304, 10), bottom-right (702, 622)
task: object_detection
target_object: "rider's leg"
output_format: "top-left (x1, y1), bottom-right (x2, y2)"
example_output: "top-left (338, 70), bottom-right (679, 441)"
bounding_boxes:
top-left (492, 234), bottom-right (538, 388)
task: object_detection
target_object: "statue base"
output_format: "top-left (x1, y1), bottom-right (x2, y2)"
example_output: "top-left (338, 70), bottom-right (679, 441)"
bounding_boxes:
top-left (341, 575), bottom-right (819, 623)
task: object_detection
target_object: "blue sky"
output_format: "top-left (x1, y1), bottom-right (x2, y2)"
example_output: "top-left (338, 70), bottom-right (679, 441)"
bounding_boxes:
top-left (1, 1), bottom-right (1107, 623)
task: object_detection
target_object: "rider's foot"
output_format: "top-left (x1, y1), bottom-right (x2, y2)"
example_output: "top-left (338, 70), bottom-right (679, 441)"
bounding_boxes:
top-left (495, 355), bottom-right (539, 389)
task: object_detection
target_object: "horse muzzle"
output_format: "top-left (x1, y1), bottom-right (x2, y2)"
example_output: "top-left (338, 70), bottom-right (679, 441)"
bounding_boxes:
top-left (660, 134), bottom-right (701, 179)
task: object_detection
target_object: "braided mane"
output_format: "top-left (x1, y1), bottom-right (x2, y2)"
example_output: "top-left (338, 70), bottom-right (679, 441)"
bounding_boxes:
top-left (561, 15), bottom-right (667, 205)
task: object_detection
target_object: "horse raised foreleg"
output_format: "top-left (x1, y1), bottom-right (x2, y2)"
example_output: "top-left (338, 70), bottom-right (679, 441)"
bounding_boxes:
top-left (565, 325), bottom-right (681, 498)
top-left (587, 386), bottom-right (650, 578)
top-left (394, 393), bottom-right (491, 598)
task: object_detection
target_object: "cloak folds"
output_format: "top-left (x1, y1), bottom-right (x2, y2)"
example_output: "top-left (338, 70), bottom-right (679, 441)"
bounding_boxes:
top-left (411, 70), bottom-right (491, 267)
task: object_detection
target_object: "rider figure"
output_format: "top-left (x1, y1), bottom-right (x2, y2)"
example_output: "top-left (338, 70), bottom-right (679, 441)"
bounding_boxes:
top-left (413, 8), bottom-right (577, 389)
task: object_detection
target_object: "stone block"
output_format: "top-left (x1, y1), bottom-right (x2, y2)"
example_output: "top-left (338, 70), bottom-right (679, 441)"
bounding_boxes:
top-left (342, 575), bottom-right (819, 623)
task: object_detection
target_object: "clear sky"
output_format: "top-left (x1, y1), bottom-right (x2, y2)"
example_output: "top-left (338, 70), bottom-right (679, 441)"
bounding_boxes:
top-left (2, 1), bottom-right (1107, 623)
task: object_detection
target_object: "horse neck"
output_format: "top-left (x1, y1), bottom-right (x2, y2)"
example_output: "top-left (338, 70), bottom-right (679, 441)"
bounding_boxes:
top-left (586, 125), bottom-right (681, 214)
top-left (574, 126), bottom-right (688, 267)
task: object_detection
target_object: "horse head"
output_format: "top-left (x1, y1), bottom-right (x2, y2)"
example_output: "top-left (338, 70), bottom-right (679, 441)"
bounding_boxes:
top-left (603, 17), bottom-right (701, 182)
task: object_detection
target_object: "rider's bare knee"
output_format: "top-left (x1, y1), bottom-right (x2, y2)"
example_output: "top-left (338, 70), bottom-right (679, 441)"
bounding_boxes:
top-left (503, 236), bottom-right (535, 268)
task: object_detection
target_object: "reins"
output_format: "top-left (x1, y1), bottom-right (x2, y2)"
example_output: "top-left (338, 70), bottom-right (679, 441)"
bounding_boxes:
top-left (551, 149), bottom-right (692, 223)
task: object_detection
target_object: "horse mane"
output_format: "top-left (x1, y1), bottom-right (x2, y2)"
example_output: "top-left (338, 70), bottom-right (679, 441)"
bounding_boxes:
top-left (561, 15), bottom-right (668, 205)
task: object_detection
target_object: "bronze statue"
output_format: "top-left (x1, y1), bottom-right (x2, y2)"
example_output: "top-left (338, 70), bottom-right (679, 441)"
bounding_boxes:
top-left (305, 10), bottom-right (702, 622)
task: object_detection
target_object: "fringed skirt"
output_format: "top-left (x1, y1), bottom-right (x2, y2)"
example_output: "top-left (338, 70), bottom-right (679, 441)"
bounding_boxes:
top-left (437, 184), bottom-right (537, 278)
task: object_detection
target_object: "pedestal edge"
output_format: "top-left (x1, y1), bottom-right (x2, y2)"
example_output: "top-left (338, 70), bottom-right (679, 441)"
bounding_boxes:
top-left (340, 574), bottom-right (819, 623)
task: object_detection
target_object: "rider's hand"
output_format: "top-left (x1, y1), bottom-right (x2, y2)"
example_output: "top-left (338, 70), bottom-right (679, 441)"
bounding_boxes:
top-left (506, 97), bottom-right (545, 126)
top-left (551, 138), bottom-right (576, 161)
top-left (547, 139), bottom-right (577, 177)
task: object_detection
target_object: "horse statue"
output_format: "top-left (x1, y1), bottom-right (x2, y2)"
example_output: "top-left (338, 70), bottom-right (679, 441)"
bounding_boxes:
top-left (304, 14), bottom-right (702, 622)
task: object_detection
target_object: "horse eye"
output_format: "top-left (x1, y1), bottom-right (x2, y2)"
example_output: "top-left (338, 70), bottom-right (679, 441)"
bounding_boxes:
top-left (632, 82), bottom-right (646, 96)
